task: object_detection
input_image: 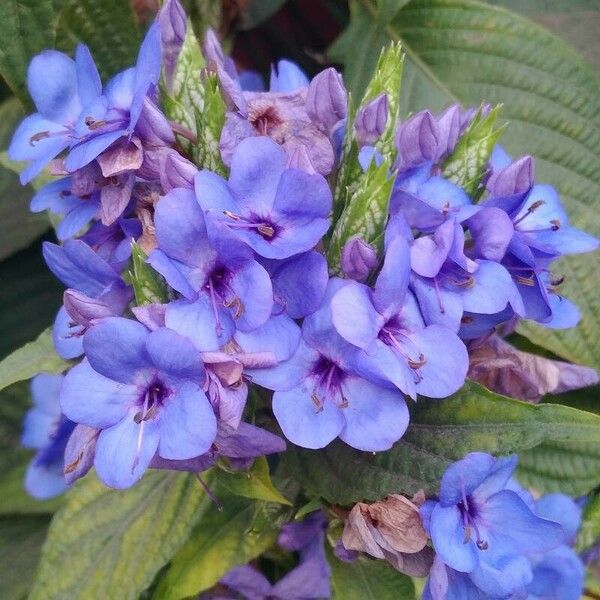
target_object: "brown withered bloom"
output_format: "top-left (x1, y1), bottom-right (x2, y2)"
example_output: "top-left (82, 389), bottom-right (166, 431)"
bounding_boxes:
top-left (341, 494), bottom-right (433, 577)
top-left (468, 334), bottom-right (598, 402)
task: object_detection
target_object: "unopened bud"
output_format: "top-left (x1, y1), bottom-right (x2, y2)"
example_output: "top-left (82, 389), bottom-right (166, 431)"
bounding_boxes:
top-left (306, 68), bottom-right (348, 133)
top-left (158, 0), bottom-right (186, 90)
top-left (355, 93), bottom-right (388, 146)
top-left (63, 290), bottom-right (113, 327)
top-left (488, 155), bottom-right (534, 198)
top-left (395, 110), bottom-right (439, 170)
top-left (160, 150), bottom-right (196, 191)
top-left (341, 237), bottom-right (378, 282)
top-left (285, 144), bottom-right (318, 174)
top-left (436, 104), bottom-right (461, 157)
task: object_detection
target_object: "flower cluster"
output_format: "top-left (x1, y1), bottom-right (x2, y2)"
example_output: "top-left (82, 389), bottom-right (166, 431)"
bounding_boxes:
top-left (419, 453), bottom-right (584, 600)
top-left (9, 1), bottom-right (597, 597)
top-left (11, 0), bottom-right (597, 495)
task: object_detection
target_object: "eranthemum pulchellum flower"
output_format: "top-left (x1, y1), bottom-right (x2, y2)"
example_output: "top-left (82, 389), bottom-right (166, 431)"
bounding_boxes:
top-left (420, 453), bottom-right (565, 599)
top-left (148, 187), bottom-right (273, 346)
top-left (195, 136), bottom-right (332, 260)
top-left (330, 234), bottom-right (468, 399)
top-left (21, 374), bottom-right (75, 499)
top-left (249, 280), bottom-right (410, 450)
top-left (60, 318), bottom-right (217, 488)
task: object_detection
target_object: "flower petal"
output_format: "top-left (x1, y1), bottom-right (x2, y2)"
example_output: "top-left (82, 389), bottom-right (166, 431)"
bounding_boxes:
top-left (272, 384), bottom-right (344, 449)
top-left (94, 412), bottom-right (160, 489)
top-left (429, 504), bottom-right (478, 572)
top-left (339, 377), bottom-right (409, 451)
top-left (60, 360), bottom-right (136, 428)
top-left (158, 382), bottom-right (216, 460)
top-left (145, 327), bottom-right (205, 382)
top-left (83, 317), bottom-right (153, 384)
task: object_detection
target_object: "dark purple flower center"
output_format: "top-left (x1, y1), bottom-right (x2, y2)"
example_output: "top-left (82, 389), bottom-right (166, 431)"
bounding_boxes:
top-left (310, 356), bottom-right (348, 410)
top-left (458, 492), bottom-right (488, 551)
top-left (206, 264), bottom-right (245, 330)
top-left (135, 380), bottom-right (169, 424)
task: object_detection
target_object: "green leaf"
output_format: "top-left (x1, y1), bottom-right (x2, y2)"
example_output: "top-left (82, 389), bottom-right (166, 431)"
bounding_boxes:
top-left (328, 548), bottom-right (416, 600)
top-left (0, 241), bottom-right (63, 358)
top-left (0, 515), bottom-right (50, 600)
top-left (517, 439), bottom-right (600, 497)
top-left (161, 21), bottom-right (205, 157)
top-left (328, 157), bottom-right (396, 274)
top-left (195, 71), bottom-right (228, 176)
top-left (330, 42), bottom-right (403, 227)
top-left (442, 105), bottom-right (505, 197)
top-left (295, 497), bottom-right (323, 520)
top-left (216, 456), bottom-right (291, 505)
top-left (154, 497), bottom-right (289, 600)
top-left (0, 329), bottom-right (68, 392)
top-left (0, 0), bottom-right (63, 103)
top-left (30, 470), bottom-right (214, 600)
top-left (56, 0), bottom-right (140, 81)
top-left (331, 0), bottom-right (600, 369)
top-left (127, 243), bottom-right (169, 306)
top-left (283, 381), bottom-right (600, 504)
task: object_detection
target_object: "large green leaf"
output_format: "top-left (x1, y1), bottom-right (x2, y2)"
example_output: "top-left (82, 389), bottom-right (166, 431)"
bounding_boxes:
top-left (56, 0), bottom-right (140, 80)
top-left (0, 238), bottom-right (63, 359)
top-left (517, 439), bottom-right (600, 496)
top-left (328, 548), bottom-right (416, 600)
top-left (283, 381), bottom-right (600, 504)
top-left (154, 497), bottom-right (289, 600)
top-left (0, 515), bottom-right (51, 600)
top-left (330, 0), bottom-right (600, 368)
top-left (0, 329), bottom-right (68, 391)
top-left (0, 0), bottom-right (63, 103)
top-left (216, 456), bottom-right (291, 505)
top-left (30, 470), bottom-right (214, 600)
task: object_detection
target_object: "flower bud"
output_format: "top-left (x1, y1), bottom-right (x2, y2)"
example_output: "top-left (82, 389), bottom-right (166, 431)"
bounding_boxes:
top-left (436, 104), bottom-right (461, 157)
top-left (63, 290), bottom-right (113, 327)
top-left (160, 150), bottom-right (196, 191)
top-left (136, 98), bottom-right (175, 145)
top-left (158, 0), bottom-right (186, 90)
top-left (341, 237), bottom-right (378, 282)
top-left (395, 110), bottom-right (439, 170)
top-left (132, 303), bottom-right (166, 330)
top-left (355, 93), bottom-right (388, 146)
top-left (487, 155), bottom-right (534, 198)
top-left (306, 68), bottom-right (348, 133)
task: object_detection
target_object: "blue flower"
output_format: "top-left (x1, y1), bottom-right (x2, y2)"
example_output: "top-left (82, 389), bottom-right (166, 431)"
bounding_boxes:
top-left (250, 279), bottom-right (409, 450)
top-left (148, 187), bottom-right (274, 346)
top-left (60, 317), bottom-right (217, 489)
top-left (195, 137), bottom-right (332, 260)
top-left (8, 45), bottom-right (102, 184)
top-left (21, 374), bottom-right (74, 499)
top-left (329, 235), bottom-right (469, 399)
top-left (421, 453), bottom-right (564, 598)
